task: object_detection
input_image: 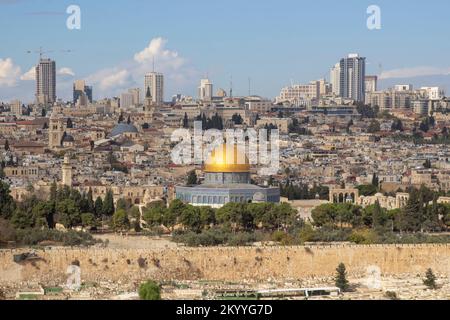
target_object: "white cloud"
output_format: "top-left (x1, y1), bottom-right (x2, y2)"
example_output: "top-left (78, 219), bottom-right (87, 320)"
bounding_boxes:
top-left (57, 67), bottom-right (75, 77)
top-left (134, 37), bottom-right (185, 70)
top-left (84, 37), bottom-right (199, 99)
top-left (86, 68), bottom-right (131, 94)
top-left (0, 58), bottom-right (21, 87)
top-left (380, 66), bottom-right (450, 79)
top-left (20, 67), bottom-right (35, 81)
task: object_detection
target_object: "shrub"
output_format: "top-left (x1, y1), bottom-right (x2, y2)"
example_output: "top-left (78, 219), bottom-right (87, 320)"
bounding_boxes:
top-left (423, 268), bottom-right (438, 290)
top-left (0, 218), bottom-right (16, 243)
top-left (349, 229), bottom-right (378, 244)
top-left (335, 263), bottom-right (350, 292)
top-left (384, 291), bottom-right (399, 300)
top-left (15, 229), bottom-right (98, 247)
top-left (139, 280), bottom-right (161, 300)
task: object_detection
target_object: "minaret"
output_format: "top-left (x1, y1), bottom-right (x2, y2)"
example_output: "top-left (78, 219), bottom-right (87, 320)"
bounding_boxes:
top-left (49, 108), bottom-right (65, 149)
top-left (62, 155), bottom-right (73, 187)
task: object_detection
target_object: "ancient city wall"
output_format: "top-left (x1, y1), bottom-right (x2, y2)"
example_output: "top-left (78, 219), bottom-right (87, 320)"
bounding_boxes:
top-left (0, 244), bottom-right (449, 285)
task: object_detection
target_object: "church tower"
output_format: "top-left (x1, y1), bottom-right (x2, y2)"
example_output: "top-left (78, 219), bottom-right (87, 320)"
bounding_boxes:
top-left (62, 155), bottom-right (73, 187)
top-left (49, 108), bottom-right (65, 149)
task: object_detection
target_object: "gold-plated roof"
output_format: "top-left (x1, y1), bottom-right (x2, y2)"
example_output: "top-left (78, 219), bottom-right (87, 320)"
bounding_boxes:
top-left (204, 143), bottom-right (250, 173)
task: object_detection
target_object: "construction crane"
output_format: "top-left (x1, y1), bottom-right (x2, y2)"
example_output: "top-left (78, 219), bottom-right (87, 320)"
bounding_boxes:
top-left (26, 47), bottom-right (73, 60)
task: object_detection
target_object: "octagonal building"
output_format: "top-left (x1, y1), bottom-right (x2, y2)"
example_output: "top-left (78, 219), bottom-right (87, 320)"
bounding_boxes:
top-left (176, 143), bottom-right (280, 208)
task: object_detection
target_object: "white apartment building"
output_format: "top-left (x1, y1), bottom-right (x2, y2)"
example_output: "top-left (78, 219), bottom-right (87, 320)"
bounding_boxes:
top-left (198, 78), bottom-right (213, 101)
top-left (276, 81), bottom-right (320, 106)
top-left (144, 72), bottom-right (164, 104)
top-left (421, 87), bottom-right (444, 100)
top-left (365, 76), bottom-right (378, 93)
top-left (394, 84), bottom-right (413, 92)
top-left (120, 92), bottom-right (134, 109)
top-left (330, 63), bottom-right (341, 95)
top-left (128, 88), bottom-right (140, 105)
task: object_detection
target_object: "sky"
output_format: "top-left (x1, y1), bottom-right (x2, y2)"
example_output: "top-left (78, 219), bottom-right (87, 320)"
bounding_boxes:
top-left (0, 0), bottom-right (450, 103)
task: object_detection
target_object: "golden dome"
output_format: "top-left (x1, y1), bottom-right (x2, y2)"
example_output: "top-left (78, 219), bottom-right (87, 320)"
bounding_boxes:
top-left (204, 143), bottom-right (250, 173)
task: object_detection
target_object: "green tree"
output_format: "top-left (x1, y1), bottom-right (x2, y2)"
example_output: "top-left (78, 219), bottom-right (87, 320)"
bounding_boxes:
top-left (112, 209), bottom-right (130, 231)
top-left (357, 184), bottom-right (378, 196)
top-left (31, 201), bottom-right (54, 228)
top-left (164, 199), bottom-right (186, 231)
top-left (56, 199), bottom-right (81, 228)
top-left (179, 205), bottom-right (202, 232)
top-left (0, 181), bottom-right (15, 219)
top-left (11, 208), bottom-right (33, 229)
top-left (199, 206), bottom-right (216, 228)
top-left (143, 203), bottom-right (166, 227)
top-left (187, 170), bottom-right (198, 185)
top-left (423, 268), bottom-right (437, 290)
top-left (86, 189), bottom-right (95, 213)
top-left (367, 120), bottom-right (381, 133)
top-left (139, 281), bottom-right (161, 300)
top-left (81, 213), bottom-right (97, 228)
top-left (116, 198), bottom-right (130, 212)
top-left (398, 189), bottom-right (422, 232)
top-left (371, 174), bottom-right (379, 188)
top-left (94, 197), bottom-right (103, 217)
top-left (102, 190), bottom-right (115, 216)
top-left (335, 263), bottom-right (350, 292)
top-left (311, 203), bottom-right (335, 227)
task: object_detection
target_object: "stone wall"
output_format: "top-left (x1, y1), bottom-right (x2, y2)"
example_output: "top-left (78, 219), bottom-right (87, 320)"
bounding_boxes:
top-left (1, 244), bottom-right (449, 285)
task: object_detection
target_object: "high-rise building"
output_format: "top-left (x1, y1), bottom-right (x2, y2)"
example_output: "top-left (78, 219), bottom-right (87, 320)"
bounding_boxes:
top-left (10, 100), bottom-right (22, 116)
top-left (330, 63), bottom-right (341, 96)
top-left (128, 88), bottom-right (140, 105)
top-left (198, 78), bottom-right (213, 101)
top-left (73, 80), bottom-right (93, 105)
top-left (365, 76), bottom-right (378, 93)
top-left (120, 92), bottom-right (134, 109)
top-left (36, 58), bottom-right (56, 104)
top-left (339, 54), bottom-right (366, 102)
top-left (144, 72), bottom-right (164, 105)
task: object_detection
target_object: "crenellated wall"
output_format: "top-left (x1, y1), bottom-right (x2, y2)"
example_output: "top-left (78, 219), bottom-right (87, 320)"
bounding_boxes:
top-left (1, 244), bottom-right (449, 285)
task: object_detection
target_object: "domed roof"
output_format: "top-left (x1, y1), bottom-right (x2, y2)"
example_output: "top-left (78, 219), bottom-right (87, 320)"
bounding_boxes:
top-left (109, 123), bottom-right (138, 138)
top-left (62, 134), bottom-right (75, 142)
top-left (204, 143), bottom-right (250, 173)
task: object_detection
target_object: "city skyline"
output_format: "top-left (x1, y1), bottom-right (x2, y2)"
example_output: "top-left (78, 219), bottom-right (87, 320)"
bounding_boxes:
top-left (1, 0), bottom-right (450, 102)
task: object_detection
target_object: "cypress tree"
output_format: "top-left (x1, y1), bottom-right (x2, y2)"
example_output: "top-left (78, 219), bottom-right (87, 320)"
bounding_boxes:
top-left (102, 190), bottom-right (115, 216)
top-left (335, 263), bottom-right (350, 292)
top-left (94, 196), bottom-right (103, 217)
